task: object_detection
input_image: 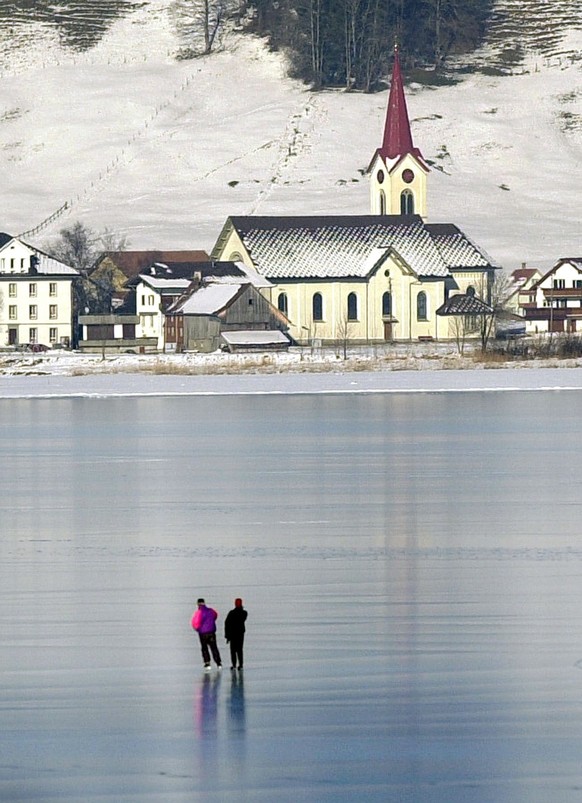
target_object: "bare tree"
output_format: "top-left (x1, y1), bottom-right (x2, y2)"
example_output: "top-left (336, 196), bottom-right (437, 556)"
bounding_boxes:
top-left (335, 312), bottom-right (352, 360)
top-left (50, 221), bottom-right (129, 323)
top-left (173, 0), bottom-right (237, 56)
top-left (474, 271), bottom-right (515, 352)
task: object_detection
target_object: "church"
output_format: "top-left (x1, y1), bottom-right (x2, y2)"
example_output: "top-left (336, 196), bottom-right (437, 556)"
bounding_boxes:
top-left (211, 49), bottom-right (499, 345)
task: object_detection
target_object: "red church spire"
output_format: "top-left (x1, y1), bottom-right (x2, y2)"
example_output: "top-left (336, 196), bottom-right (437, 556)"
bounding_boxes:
top-left (378, 46), bottom-right (424, 163)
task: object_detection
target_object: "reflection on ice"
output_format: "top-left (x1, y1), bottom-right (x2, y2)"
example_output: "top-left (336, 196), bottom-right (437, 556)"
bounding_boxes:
top-left (3, 392), bottom-right (582, 801)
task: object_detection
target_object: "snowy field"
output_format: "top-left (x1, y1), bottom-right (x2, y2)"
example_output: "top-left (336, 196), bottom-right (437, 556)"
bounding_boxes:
top-left (0, 1), bottom-right (579, 271)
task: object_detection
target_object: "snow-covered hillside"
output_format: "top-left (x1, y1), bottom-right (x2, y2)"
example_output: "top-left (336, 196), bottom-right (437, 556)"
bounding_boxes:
top-left (0, 0), bottom-right (580, 271)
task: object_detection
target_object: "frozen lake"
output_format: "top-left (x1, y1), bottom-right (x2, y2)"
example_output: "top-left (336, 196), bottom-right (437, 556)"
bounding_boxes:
top-left (3, 390), bottom-right (582, 802)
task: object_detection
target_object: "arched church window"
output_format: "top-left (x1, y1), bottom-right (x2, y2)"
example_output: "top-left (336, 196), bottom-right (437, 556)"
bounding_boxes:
top-left (379, 190), bottom-right (386, 215)
top-left (400, 190), bottom-right (414, 215)
top-left (467, 285), bottom-right (476, 297)
top-left (313, 292), bottom-right (323, 322)
top-left (278, 292), bottom-right (288, 315)
top-left (417, 292), bottom-right (427, 321)
top-left (382, 291), bottom-right (392, 317)
top-left (229, 252), bottom-right (243, 262)
top-left (347, 292), bottom-right (358, 321)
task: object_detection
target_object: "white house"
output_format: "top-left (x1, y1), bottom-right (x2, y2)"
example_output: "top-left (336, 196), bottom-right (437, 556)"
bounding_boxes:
top-left (0, 233), bottom-right (78, 348)
top-left (521, 258), bottom-right (582, 334)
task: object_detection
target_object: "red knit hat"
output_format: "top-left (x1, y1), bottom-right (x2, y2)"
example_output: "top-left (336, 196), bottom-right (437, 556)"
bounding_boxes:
top-left (235, 598), bottom-right (243, 607)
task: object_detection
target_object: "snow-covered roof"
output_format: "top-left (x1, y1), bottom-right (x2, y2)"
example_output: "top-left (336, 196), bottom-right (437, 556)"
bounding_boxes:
top-left (426, 224), bottom-right (499, 271)
top-left (35, 254), bottom-right (78, 276)
top-left (221, 330), bottom-right (290, 346)
top-left (172, 283), bottom-right (242, 315)
top-left (436, 293), bottom-right (493, 316)
top-left (138, 276), bottom-right (192, 291)
top-left (227, 215), bottom-right (473, 280)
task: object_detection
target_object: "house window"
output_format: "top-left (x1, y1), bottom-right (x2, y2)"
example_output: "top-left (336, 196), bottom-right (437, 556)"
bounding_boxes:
top-left (382, 291), bottom-right (392, 317)
top-left (347, 292), bottom-right (358, 321)
top-left (49, 328), bottom-right (58, 344)
top-left (148, 295), bottom-right (154, 305)
top-left (9, 283), bottom-right (16, 297)
top-left (0, 258), bottom-right (4, 269)
top-left (29, 327), bottom-right (37, 343)
top-left (417, 292), bottom-right (427, 321)
top-left (49, 282), bottom-right (57, 296)
top-left (379, 190), bottom-right (386, 215)
top-left (277, 292), bottom-right (288, 315)
top-left (29, 305), bottom-right (37, 320)
top-left (10, 258), bottom-right (15, 269)
top-left (400, 190), bottom-right (414, 215)
top-left (29, 283), bottom-right (37, 297)
top-left (312, 292), bottom-right (323, 322)
top-left (49, 305), bottom-right (58, 320)
top-left (9, 305), bottom-right (17, 320)
top-left (20, 258), bottom-right (25, 269)
top-left (141, 295), bottom-right (146, 305)
top-left (553, 279), bottom-right (565, 289)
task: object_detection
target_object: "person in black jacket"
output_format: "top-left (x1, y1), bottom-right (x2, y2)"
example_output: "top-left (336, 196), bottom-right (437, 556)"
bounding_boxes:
top-left (224, 598), bottom-right (248, 670)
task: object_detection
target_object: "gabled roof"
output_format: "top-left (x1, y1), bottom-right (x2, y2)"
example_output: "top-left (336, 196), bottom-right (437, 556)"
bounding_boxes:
top-left (127, 260), bottom-right (271, 290)
top-left (511, 267), bottom-right (541, 284)
top-left (0, 232), bottom-right (78, 275)
top-left (436, 293), bottom-right (493, 316)
top-left (169, 283), bottom-right (244, 315)
top-left (95, 250), bottom-right (210, 279)
top-left (532, 257), bottom-right (582, 289)
top-left (221, 215), bottom-right (496, 281)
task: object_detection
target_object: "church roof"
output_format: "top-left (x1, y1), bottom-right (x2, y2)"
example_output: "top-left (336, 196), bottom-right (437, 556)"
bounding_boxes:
top-left (372, 47), bottom-right (427, 169)
top-left (222, 216), bottom-right (496, 281)
top-left (426, 224), bottom-right (498, 271)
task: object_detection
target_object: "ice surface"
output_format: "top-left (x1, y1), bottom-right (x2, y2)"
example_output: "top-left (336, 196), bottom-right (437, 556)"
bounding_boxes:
top-left (3, 390), bottom-right (582, 801)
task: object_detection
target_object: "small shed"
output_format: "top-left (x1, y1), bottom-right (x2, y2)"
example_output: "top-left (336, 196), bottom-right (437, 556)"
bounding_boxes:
top-left (78, 314), bottom-right (158, 354)
top-left (221, 330), bottom-right (291, 353)
top-left (165, 281), bottom-right (290, 353)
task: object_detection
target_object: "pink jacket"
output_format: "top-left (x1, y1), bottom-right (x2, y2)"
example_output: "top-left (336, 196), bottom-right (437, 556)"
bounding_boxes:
top-left (192, 605), bottom-right (218, 634)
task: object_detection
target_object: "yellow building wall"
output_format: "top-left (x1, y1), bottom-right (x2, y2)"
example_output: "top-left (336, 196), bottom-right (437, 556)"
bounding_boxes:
top-left (216, 227), bottom-right (448, 343)
top-left (369, 153), bottom-right (428, 219)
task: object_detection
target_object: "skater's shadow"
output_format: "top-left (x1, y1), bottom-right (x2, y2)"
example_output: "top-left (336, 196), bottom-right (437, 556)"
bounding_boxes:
top-left (194, 672), bottom-right (221, 737)
top-left (228, 670), bottom-right (246, 734)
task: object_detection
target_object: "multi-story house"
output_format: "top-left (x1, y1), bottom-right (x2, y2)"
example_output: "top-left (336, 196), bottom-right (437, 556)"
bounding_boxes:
top-left (520, 258), bottom-right (582, 334)
top-left (0, 233), bottom-right (78, 348)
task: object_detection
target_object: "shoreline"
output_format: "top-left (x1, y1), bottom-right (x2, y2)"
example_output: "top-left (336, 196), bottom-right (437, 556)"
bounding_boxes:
top-left (3, 363), bottom-right (582, 398)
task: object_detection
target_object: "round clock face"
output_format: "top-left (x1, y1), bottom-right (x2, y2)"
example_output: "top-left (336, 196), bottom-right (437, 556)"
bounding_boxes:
top-left (402, 168), bottom-right (414, 184)
top-left (377, 170), bottom-right (385, 184)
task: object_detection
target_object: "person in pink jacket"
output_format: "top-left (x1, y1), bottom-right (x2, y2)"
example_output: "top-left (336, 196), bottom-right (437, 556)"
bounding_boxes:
top-left (191, 598), bottom-right (222, 671)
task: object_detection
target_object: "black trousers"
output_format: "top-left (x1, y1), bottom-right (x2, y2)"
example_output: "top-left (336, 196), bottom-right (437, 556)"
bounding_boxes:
top-left (229, 636), bottom-right (244, 668)
top-left (199, 632), bottom-right (222, 666)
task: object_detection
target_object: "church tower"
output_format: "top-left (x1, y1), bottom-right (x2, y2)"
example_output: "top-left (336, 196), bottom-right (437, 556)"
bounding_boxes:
top-left (369, 47), bottom-right (429, 219)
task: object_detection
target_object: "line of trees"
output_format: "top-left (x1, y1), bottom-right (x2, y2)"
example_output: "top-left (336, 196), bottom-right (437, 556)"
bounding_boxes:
top-left (244, 0), bottom-right (494, 90)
